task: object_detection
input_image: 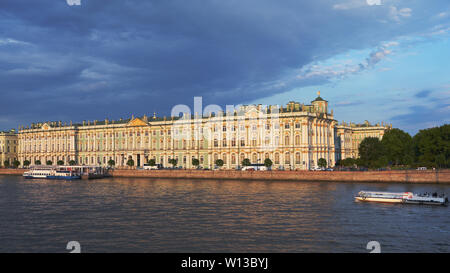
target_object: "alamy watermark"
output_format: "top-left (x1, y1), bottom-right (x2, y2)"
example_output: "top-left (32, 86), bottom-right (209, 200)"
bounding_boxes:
top-left (169, 96), bottom-right (282, 152)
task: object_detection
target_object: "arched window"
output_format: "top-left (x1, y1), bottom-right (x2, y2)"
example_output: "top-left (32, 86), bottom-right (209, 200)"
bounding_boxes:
top-left (285, 135), bottom-right (290, 146)
top-left (275, 153), bottom-right (280, 164)
top-left (285, 153), bottom-right (290, 164)
top-left (231, 154), bottom-right (236, 164)
top-left (295, 135), bottom-right (300, 145)
top-left (252, 153), bottom-right (257, 163)
top-left (295, 152), bottom-right (301, 164)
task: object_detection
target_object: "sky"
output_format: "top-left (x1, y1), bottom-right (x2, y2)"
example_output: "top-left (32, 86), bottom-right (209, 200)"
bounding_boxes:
top-left (0, 0), bottom-right (449, 135)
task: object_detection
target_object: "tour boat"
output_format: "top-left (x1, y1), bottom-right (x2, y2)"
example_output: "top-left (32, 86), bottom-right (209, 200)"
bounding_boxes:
top-left (23, 167), bottom-right (81, 180)
top-left (355, 191), bottom-right (448, 206)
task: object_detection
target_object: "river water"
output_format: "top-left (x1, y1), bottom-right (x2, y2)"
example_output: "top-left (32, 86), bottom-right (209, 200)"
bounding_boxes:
top-left (0, 175), bottom-right (448, 253)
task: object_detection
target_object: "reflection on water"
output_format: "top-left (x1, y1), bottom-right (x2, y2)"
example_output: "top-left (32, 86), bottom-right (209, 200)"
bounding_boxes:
top-left (0, 175), bottom-right (448, 253)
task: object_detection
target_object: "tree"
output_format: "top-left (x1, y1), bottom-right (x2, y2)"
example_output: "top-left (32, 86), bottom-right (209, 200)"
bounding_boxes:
top-left (12, 160), bottom-right (20, 168)
top-left (35, 160), bottom-right (41, 165)
top-left (57, 160), bottom-right (64, 166)
top-left (318, 158), bottom-right (327, 168)
top-left (242, 158), bottom-right (251, 166)
top-left (46, 160), bottom-right (53, 166)
top-left (215, 159), bottom-right (224, 168)
top-left (264, 158), bottom-right (273, 168)
top-left (381, 128), bottom-right (413, 166)
top-left (192, 158), bottom-right (199, 168)
top-left (358, 137), bottom-right (385, 168)
top-left (108, 159), bottom-right (115, 167)
top-left (126, 159), bottom-right (134, 167)
top-left (341, 158), bottom-right (356, 167)
top-left (148, 159), bottom-right (156, 166)
top-left (3, 161), bottom-right (10, 168)
top-left (168, 158), bottom-right (178, 168)
top-left (413, 124), bottom-right (449, 168)
top-left (23, 160), bottom-right (31, 167)
top-left (69, 160), bottom-right (76, 166)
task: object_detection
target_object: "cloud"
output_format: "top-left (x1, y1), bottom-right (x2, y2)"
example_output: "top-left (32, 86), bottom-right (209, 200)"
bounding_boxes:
top-left (333, 0), bottom-right (367, 10)
top-left (437, 12), bottom-right (448, 18)
top-left (391, 103), bottom-right (450, 134)
top-left (414, 90), bottom-right (432, 98)
top-left (389, 6), bottom-right (412, 22)
top-left (0, 38), bottom-right (30, 46)
top-left (0, 0), bottom-right (448, 130)
top-left (295, 44), bottom-right (395, 81)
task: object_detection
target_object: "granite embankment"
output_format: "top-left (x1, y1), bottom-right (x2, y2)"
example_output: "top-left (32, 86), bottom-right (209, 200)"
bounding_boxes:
top-left (110, 169), bottom-right (450, 183)
top-left (1, 168), bottom-right (449, 183)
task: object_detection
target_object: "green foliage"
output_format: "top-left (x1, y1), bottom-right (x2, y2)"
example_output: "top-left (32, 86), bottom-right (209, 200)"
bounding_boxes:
top-left (318, 158), bottom-right (327, 168)
top-left (108, 159), bottom-right (115, 167)
top-left (57, 160), bottom-right (64, 165)
top-left (12, 160), bottom-right (20, 168)
top-left (412, 124), bottom-right (449, 168)
top-left (341, 158), bottom-right (356, 167)
top-left (264, 158), bottom-right (273, 168)
top-left (126, 159), bottom-right (134, 167)
top-left (148, 159), bottom-right (156, 166)
top-left (381, 128), bottom-right (413, 166)
top-left (215, 159), bottom-right (224, 167)
top-left (241, 158), bottom-right (251, 166)
top-left (35, 160), bottom-right (41, 165)
top-left (23, 160), bottom-right (31, 167)
top-left (353, 125), bottom-right (449, 169)
top-left (3, 160), bottom-right (10, 167)
top-left (358, 137), bottom-right (385, 168)
top-left (191, 158), bottom-right (199, 166)
top-left (168, 158), bottom-right (178, 167)
top-left (69, 160), bottom-right (76, 166)
top-left (46, 160), bottom-right (53, 166)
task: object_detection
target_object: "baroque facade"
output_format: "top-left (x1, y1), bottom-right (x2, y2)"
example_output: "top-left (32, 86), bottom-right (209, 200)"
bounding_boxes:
top-left (17, 93), bottom-right (391, 170)
top-left (0, 130), bottom-right (18, 166)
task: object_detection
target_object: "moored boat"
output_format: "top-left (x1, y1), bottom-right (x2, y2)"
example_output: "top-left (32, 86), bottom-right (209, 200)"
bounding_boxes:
top-left (355, 191), bottom-right (448, 206)
top-left (23, 166), bottom-right (81, 180)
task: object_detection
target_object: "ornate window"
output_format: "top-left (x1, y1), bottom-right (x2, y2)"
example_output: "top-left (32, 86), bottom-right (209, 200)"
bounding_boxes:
top-left (275, 153), bottom-right (280, 164)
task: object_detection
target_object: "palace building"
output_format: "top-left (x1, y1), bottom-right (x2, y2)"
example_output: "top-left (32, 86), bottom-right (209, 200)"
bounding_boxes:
top-left (0, 129), bottom-right (18, 166)
top-left (16, 93), bottom-right (391, 170)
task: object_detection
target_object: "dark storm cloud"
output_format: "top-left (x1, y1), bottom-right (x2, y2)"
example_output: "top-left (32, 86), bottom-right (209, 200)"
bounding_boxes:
top-left (0, 0), bottom-right (448, 129)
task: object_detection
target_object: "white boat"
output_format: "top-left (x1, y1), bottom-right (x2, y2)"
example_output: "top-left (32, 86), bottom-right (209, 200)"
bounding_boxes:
top-left (355, 191), bottom-right (448, 206)
top-left (23, 166), bottom-right (81, 180)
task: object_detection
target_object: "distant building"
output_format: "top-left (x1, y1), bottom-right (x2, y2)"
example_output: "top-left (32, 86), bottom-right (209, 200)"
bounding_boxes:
top-left (17, 93), bottom-right (390, 169)
top-left (0, 130), bottom-right (18, 166)
top-left (335, 121), bottom-right (391, 162)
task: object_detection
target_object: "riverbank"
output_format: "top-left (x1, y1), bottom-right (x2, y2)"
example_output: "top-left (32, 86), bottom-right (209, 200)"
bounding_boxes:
top-left (1, 168), bottom-right (449, 183)
top-left (109, 169), bottom-right (450, 183)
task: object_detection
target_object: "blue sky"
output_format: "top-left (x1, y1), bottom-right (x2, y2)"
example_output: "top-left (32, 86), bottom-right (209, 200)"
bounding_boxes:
top-left (0, 0), bottom-right (449, 135)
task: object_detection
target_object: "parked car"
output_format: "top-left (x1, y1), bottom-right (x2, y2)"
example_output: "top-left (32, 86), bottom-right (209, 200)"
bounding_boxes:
top-left (417, 167), bottom-right (427, 170)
